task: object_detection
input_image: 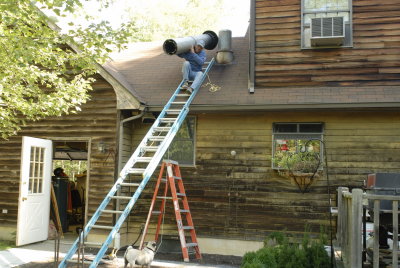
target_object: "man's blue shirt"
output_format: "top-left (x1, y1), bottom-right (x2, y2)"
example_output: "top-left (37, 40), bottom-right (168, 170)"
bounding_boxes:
top-left (178, 50), bottom-right (206, 72)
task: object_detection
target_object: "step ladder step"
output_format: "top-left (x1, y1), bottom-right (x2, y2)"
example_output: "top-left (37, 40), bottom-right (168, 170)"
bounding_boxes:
top-left (148, 136), bottom-right (165, 141)
top-left (102, 209), bottom-right (123, 214)
top-left (156, 196), bottom-right (181, 200)
top-left (171, 102), bottom-right (186, 105)
top-left (92, 225), bottom-right (114, 230)
top-left (119, 182), bottom-right (140, 187)
top-left (152, 210), bottom-right (161, 215)
top-left (182, 226), bottom-right (194, 230)
top-left (180, 209), bottom-right (190, 213)
top-left (128, 168), bottom-right (146, 174)
top-left (154, 127), bottom-right (171, 132)
top-left (177, 193), bottom-right (186, 197)
top-left (142, 146), bottom-right (159, 152)
top-left (173, 176), bottom-right (182, 180)
top-left (164, 160), bottom-right (179, 165)
top-left (186, 243), bottom-right (198, 248)
top-left (176, 94), bottom-right (190, 97)
top-left (136, 157), bottom-right (153, 162)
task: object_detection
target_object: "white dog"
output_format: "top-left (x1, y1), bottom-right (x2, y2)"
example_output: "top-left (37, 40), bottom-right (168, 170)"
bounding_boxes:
top-left (124, 241), bottom-right (157, 268)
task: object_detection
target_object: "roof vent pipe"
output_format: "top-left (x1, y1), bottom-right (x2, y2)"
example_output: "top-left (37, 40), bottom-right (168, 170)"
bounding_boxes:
top-left (216, 29), bottom-right (234, 64)
top-left (163, 30), bottom-right (219, 55)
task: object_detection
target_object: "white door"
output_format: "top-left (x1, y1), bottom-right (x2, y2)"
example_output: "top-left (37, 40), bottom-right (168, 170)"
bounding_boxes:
top-left (16, 136), bottom-right (52, 246)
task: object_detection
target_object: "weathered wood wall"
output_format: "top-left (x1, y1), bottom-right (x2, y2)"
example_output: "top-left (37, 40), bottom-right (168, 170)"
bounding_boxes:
top-left (0, 74), bottom-right (118, 230)
top-left (127, 110), bottom-right (400, 240)
top-left (255, 0), bottom-right (400, 87)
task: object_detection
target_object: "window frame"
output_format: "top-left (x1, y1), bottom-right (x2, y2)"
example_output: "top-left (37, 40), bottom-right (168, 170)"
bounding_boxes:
top-left (164, 116), bottom-right (196, 167)
top-left (272, 122), bottom-right (324, 170)
top-left (301, 0), bottom-right (353, 49)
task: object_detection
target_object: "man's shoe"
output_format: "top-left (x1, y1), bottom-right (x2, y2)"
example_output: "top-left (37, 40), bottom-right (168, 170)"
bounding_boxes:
top-left (181, 82), bottom-right (189, 89)
top-left (186, 87), bottom-right (193, 95)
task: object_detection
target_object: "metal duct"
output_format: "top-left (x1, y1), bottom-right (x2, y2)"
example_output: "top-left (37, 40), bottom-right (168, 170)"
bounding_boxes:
top-left (163, 30), bottom-right (219, 55)
top-left (216, 29), bottom-right (234, 64)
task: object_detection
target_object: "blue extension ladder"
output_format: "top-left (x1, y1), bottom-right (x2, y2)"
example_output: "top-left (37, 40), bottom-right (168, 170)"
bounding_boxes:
top-left (58, 58), bottom-right (215, 267)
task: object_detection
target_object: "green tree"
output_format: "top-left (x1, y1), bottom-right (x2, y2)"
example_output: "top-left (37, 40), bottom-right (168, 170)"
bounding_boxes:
top-left (125, 0), bottom-right (225, 41)
top-left (0, 0), bottom-right (134, 139)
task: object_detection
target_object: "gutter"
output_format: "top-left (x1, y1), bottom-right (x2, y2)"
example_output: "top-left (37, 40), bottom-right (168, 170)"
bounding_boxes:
top-left (248, 0), bottom-right (256, 94)
top-left (145, 102), bottom-right (400, 112)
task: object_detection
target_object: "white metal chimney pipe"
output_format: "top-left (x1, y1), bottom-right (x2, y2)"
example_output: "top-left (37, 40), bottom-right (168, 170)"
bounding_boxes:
top-left (163, 30), bottom-right (219, 55)
top-left (216, 29), bottom-right (234, 64)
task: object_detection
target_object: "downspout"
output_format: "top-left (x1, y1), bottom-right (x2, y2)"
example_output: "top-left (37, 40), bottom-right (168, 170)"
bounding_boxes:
top-left (117, 110), bottom-right (145, 173)
top-left (248, 0), bottom-right (256, 94)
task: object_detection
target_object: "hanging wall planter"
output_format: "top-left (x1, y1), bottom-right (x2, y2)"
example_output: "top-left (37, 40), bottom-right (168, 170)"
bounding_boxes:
top-left (275, 151), bottom-right (322, 193)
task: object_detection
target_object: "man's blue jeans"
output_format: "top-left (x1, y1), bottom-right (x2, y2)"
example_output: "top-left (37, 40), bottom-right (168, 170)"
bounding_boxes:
top-left (182, 61), bottom-right (203, 90)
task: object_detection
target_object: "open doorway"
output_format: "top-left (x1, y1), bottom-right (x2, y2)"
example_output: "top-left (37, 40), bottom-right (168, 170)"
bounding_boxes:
top-left (51, 140), bottom-right (89, 239)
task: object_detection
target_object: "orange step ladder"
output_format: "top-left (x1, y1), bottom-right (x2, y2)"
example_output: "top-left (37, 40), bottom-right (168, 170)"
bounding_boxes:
top-left (139, 160), bottom-right (201, 262)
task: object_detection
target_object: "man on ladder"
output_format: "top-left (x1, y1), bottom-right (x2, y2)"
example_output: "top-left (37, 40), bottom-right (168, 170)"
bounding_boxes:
top-left (178, 40), bottom-right (207, 95)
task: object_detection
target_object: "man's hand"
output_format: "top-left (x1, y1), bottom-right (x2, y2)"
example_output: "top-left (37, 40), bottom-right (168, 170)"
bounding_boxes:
top-left (190, 46), bottom-right (194, 53)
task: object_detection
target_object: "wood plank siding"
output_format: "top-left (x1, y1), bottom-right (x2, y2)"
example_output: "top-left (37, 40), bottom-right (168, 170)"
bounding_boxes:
top-left (0, 75), bottom-right (119, 230)
top-left (255, 0), bottom-right (400, 87)
top-left (128, 110), bottom-right (400, 239)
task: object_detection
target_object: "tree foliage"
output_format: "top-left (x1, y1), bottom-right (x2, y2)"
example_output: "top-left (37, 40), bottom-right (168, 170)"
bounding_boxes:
top-left (0, 0), bottom-right (226, 139)
top-left (0, 0), bottom-right (134, 139)
top-left (125, 0), bottom-right (225, 41)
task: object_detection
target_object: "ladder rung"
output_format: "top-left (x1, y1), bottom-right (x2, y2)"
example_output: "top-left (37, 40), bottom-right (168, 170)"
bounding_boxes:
top-left (119, 182), bottom-right (140, 187)
top-left (176, 94), bottom-right (189, 97)
top-left (82, 241), bottom-right (103, 247)
top-left (186, 243), bottom-right (198, 248)
top-left (173, 176), bottom-right (182, 180)
top-left (182, 226), bottom-right (194, 230)
top-left (92, 225), bottom-right (113, 230)
top-left (177, 193), bottom-right (186, 196)
top-left (136, 157), bottom-right (153, 162)
top-left (67, 259), bottom-right (93, 264)
top-left (171, 102), bottom-right (186, 105)
top-left (154, 127), bottom-right (171, 132)
top-left (128, 168), bottom-right (146, 174)
top-left (160, 118), bottom-right (176, 123)
top-left (166, 109), bottom-right (181, 114)
top-left (152, 211), bottom-right (161, 215)
top-left (111, 196), bottom-right (132, 200)
top-left (161, 178), bottom-right (167, 182)
top-left (142, 146), bottom-right (159, 152)
top-left (148, 136), bottom-right (165, 141)
top-left (102, 209), bottom-right (123, 214)
top-left (180, 209), bottom-right (190, 213)
top-left (204, 61), bottom-right (210, 64)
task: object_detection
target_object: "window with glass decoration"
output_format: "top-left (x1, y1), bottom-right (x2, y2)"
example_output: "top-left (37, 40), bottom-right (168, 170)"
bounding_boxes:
top-left (272, 123), bottom-right (324, 171)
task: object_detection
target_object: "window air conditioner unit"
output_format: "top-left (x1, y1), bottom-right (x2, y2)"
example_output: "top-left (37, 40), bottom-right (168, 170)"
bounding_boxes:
top-left (310, 17), bottom-right (345, 46)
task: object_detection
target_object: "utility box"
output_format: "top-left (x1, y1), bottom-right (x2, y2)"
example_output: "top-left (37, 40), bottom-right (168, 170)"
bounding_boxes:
top-left (366, 173), bottom-right (400, 211)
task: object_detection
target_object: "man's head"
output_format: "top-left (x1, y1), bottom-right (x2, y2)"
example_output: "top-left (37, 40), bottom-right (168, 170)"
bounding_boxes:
top-left (194, 40), bottom-right (205, 53)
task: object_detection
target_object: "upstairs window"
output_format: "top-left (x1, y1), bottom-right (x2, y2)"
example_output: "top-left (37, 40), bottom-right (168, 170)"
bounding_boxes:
top-left (164, 116), bottom-right (196, 166)
top-left (272, 123), bottom-right (324, 170)
top-left (301, 0), bottom-right (352, 48)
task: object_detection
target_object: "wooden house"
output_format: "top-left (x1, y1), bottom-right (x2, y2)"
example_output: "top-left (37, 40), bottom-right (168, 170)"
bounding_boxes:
top-left (0, 0), bottom-right (399, 257)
